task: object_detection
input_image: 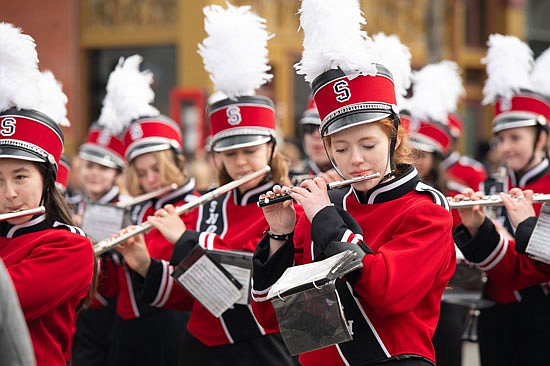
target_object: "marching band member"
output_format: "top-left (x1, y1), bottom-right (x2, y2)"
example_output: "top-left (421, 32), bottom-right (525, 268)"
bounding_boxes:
top-left (251, 2), bottom-right (455, 365)
top-left (293, 97), bottom-right (341, 184)
top-left (117, 4), bottom-right (298, 365)
top-left (0, 23), bottom-right (95, 365)
top-left (442, 114), bottom-right (488, 196)
top-left (98, 55), bottom-right (196, 366)
top-left (71, 123), bottom-right (126, 366)
top-left (453, 35), bottom-right (550, 365)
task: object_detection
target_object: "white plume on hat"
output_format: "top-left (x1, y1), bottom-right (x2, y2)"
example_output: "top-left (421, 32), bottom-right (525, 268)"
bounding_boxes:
top-left (408, 61), bottom-right (465, 123)
top-left (371, 32), bottom-right (412, 108)
top-left (0, 22), bottom-right (41, 113)
top-left (198, 3), bottom-right (273, 100)
top-left (98, 54), bottom-right (159, 135)
top-left (37, 70), bottom-right (70, 127)
top-left (530, 47), bottom-right (550, 97)
top-left (295, 0), bottom-right (377, 83)
top-left (482, 34), bottom-right (534, 105)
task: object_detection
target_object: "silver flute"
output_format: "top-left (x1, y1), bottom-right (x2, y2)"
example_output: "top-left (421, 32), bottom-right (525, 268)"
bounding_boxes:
top-left (0, 206), bottom-right (46, 221)
top-left (94, 166), bottom-right (272, 255)
top-left (115, 184), bottom-right (178, 208)
top-left (258, 172), bottom-right (381, 207)
top-left (448, 193), bottom-right (550, 209)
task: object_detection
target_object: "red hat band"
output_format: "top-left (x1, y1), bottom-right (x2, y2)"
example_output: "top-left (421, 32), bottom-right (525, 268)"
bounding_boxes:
top-left (409, 119), bottom-right (452, 155)
top-left (79, 125), bottom-right (126, 169)
top-left (207, 95), bottom-right (276, 152)
top-left (312, 66), bottom-right (398, 137)
top-left (0, 109), bottom-right (63, 168)
top-left (123, 116), bottom-right (182, 161)
top-left (447, 113), bottom-right (463, 139)
top-left (493, 93), bottom-right (550, 133)
top-left (300, 95), bottom-right (320, 125)
top-left (56, 156), bottom-right (70, 191)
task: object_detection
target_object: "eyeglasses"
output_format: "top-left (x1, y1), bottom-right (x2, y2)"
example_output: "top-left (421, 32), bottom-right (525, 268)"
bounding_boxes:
top-left (302, 124), bottom-right (320, 135)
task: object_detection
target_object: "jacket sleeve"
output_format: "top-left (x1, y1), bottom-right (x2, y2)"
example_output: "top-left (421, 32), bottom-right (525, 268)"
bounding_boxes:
top-left (8, 232), bottom-right (94, 322)
top-left (330, 203), bottom-right (455, 316)
top-left (454, 218), bottom-right (550, 290)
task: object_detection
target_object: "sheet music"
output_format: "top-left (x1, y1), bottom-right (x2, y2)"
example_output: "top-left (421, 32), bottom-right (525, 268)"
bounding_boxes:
top-left (82, 204), bottom-right (128, 242)
top-left (175, 255), bottom-right (242, 318)
top-left (267, 250), bottom-right (358, 300)
top-left (221, 264), bottom-right (251, 305)
top-left (526, 203), bottom-right (550, 264)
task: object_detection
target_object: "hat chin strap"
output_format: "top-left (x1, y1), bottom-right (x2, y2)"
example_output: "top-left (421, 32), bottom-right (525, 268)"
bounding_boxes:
top-left (515, 127), bottom-right (547, 176)
top-left (324, 116), bottom-right (400, 183)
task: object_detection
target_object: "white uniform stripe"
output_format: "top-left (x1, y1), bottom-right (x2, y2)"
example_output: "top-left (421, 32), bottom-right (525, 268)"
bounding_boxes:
top-left (151, 260), bottom-right (169, 306)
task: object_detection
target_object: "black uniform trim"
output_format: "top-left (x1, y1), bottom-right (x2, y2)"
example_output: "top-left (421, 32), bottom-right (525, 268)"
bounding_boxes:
top-left (142, 258), bottom-right (165, 304)
top-left (334, 280), bottom-right (391, 364)
top-left (220, 305), bottom-right (264, 342)
top-left (453, 218), bottom-right (500, 263)
top-left (351, 165), bottom-right (419, 204)
top-left (509, 158), bottom-right (549, 188)
top-left (171, 230), bottom-right (201, 264)
top-left (515, 216), bottom-right (537, 254)
top-left (252, 236), bottom-right (295, 291)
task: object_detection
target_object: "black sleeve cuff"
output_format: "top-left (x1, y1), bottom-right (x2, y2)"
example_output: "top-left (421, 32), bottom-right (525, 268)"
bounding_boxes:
top-left (515, 216), bottom-right (537, 254)
top-left (453, 217), bottom-right (501, 263)
top-left (311, 205), bottom-right (350, 250)
top-left (252, 235), bottom-right (294, 291)
top-left (170, 230), bottom-right (200, 264)
top-left (142, 258), bottom-right (165, 304)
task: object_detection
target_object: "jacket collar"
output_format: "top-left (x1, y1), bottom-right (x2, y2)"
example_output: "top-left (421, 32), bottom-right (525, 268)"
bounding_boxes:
top-left (154, 178), bottom-right (196, 210)
top-left (95, 185), bottom-right (120, 204)
top-left (509, 158), bottom-right (549, 188)
top-left (0, 214), bottom-right (49, 238)
top-left (233, 180), bottom-right (274, 206)
top-left (353, 165), bottom-right (420, 204)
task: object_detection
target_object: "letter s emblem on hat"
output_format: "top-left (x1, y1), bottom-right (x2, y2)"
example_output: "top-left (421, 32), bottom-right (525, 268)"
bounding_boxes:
top-left (225, 106), bottom-right (242, 126)
top-left (0, 118), bottom-right (16, 137)
top-left (129, 124), bottom-right (143, 141)
top-left (226, 106), bottom-right (242, 126)
top-left (98, 129), bottom-right (111, 146)
top-left (333, 80), bottom-right (351, 103)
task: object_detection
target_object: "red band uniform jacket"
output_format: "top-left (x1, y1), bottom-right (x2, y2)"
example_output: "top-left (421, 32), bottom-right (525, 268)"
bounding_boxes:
top-left (251, 165), bottom-right (455, 366)
top-left (0, 214), bottom-right (94, 365)
top-left (138, 181), bottom-right (303, 347)
top-left (454, 158), bottom-right (550, 303)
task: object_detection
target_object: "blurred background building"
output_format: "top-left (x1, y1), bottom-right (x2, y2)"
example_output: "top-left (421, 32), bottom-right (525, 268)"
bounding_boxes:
top-left (3, 0), bottom-right (550, 158)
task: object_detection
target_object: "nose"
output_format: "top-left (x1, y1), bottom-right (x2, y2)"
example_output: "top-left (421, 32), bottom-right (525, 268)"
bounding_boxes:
top-left (349, 146), bottom-right (364, 165)
top-left (234, 152), bottom-right (247, 166)
top-left (3, 181), bottom-right (17, 200)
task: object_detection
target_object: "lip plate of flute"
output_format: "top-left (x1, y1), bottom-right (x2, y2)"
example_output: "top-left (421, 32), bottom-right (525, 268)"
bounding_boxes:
top-left (447, 193), bottom-right (550, 209)
top-left (258, 172), bottom-right (381, 207)
top-left (0, 206), bottom-right (46, 222)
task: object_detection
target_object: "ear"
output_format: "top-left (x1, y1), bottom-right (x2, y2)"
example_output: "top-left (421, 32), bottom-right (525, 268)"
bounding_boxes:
top-left (395, 135), bottom-right (401, 150)
top-left (535, 131), bottom-right (548, 152)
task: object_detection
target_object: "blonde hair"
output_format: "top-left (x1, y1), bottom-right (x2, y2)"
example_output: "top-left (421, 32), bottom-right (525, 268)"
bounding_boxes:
top-left (216, 145), bottom-right (289, 186)
top-left (125, 149), bottom-right (187, 196)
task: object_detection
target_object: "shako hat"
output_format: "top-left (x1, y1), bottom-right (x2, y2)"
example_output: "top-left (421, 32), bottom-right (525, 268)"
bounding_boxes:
top-left (404, 61), bottom-right (465, 155)
top-left (79, 123), bottom-right (126, 169)
top-left (482, 34), bottom-right (550, 134)
top-left (299, 96), bottom-right (321, 126)
top-left (0, 24), bottom-right (70, 178)
top-left (97, 54), bottom-right (182, 162)
top-left (295, 1), bottom-right (412, 139)
top-left (199, 3), bottom-right (275, 153)
top-left (55, 155), bottom-right (70, 192)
